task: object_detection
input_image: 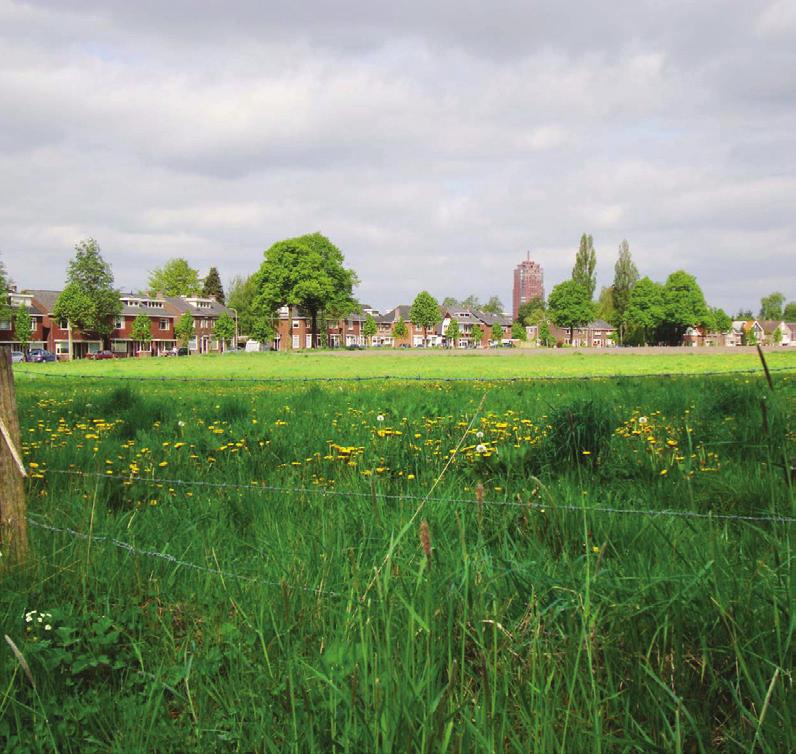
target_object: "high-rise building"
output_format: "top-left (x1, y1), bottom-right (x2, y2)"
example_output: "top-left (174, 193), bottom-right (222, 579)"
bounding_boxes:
top-left (512, 253), bottom-right (544, 320)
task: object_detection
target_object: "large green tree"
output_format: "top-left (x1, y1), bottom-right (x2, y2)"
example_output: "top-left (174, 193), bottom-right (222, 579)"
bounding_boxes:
top-left (253, 233), bottom-right (359, 349)
top-left (511, 321), bottom-right (527, 340)
top-left (392, 317), bottom-right (408, 340)
top-left (14, 306), bottom-right (31, 354)
top-left (481, 296), bottom-right (504, 315)
top-left (595, 286), bottom-right (616, 323)
top-left (783, 302), bottom-right (796, 321)
top-left (660, 270), bottom-right (709, 345)
top-left (202, 266), bottom-right (225, 304)
top-left (130, 313), bottom-right (153, 349)
top-left (572, 233), bottom-right (597, 299)
top-left (409, 291), bottom-right (441, 345)
top-left (213, 312), bottom-right (236, 351)
top-left (548, 280), bottom-right (595, 332)
top-left (759, 292), bottom-right (785, 321)
top-left (442, 296), bottom-right (459, 308)
top-left (148, 258), bottom-right (202, 297)
top-left (227, 275), bottom-right (258, 336)
top-left (707, 307), bottom-right (732, 334)
top-left (611, 239), bottom-right (639, 342)
top-left (54, 238), bottom-right (121, 356)
top-left (625, 277), bottom-right (664, 345)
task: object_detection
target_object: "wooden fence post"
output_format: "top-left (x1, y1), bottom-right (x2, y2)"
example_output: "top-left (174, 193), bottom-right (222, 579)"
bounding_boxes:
top-left (0, 346), bottom-right (27, 567)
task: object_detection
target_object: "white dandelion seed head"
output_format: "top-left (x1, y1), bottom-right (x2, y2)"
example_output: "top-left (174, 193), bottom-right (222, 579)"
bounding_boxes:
top-left (638, 416), bottom-right (648, 424)
top-left (476, 444), bottom-right (487, 453)
top-left (376, 414), bottom-right (385, 422)
top-left (476, 431), bottom-right (484, 439)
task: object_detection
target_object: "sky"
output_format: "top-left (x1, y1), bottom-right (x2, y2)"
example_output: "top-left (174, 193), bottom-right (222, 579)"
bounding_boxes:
top-left (0, 0), bottom-right (794, 314)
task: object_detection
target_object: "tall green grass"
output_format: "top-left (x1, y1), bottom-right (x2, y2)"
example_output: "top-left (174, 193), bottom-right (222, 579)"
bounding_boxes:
top-left (1, 373), bottom-right (793, 752)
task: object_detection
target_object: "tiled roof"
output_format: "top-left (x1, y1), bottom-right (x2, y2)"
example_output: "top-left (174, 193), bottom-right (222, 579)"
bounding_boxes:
top-left (24, 289), bottom-right (61, 313)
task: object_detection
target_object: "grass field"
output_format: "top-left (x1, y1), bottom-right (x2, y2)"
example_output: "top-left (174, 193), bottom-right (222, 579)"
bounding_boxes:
top-left (1, 366), bottom-right (793, 752)
top-left (13, 346), bottom-right (796, 380)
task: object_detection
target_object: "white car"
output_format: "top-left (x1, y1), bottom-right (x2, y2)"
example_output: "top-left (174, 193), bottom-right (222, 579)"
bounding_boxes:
top-left (11, 350), bottom-right (25, 363)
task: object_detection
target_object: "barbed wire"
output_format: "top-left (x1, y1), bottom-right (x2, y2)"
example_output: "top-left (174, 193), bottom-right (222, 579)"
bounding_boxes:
top-left (12, 365), bottom-right (796, 385)
top-left (40, 468), bottom-right (796, 524)
top-left (26, 516), bottom-right (344, 598)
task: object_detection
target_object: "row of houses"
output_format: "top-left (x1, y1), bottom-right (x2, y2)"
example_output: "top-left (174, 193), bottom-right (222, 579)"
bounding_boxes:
top-left (683, 320), bottom-right (795, 347)
top-left (0, 288), bottom-right (233, 357)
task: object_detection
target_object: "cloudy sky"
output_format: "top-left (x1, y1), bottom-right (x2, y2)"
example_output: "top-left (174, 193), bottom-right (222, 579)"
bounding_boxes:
top-left (1, 0), bottom-right (794, 313)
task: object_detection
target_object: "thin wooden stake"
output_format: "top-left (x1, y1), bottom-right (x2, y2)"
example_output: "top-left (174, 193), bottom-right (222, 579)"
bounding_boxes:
top-left (0, 347), bottom-right (28, 566)
top-left (756, 344), bottom-right (774, 391)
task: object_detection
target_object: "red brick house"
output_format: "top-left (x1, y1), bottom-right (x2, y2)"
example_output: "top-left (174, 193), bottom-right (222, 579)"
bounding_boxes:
top-left (110, 294), bottom-right (176, 356)
top-left (0, 289), bottom-right (46, 352)
top-left (163, 295), bottom-right (235, 353)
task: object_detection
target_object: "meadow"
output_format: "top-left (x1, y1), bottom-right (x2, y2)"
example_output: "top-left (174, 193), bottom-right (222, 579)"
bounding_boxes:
top-left (1, 366), bottom-right (793, 752)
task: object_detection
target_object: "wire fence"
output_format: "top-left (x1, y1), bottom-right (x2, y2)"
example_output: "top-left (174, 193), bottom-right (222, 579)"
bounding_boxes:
top-left (12, 365), bottom-right (796, 385)
top-left (40, 468), bottom-right (796, 524)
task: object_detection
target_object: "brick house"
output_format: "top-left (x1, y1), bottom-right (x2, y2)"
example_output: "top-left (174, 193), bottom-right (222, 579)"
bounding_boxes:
top-left (163, 295), bottom-right (235, 353)
top-left (0, 289), bottom-right (46, 352)
top-left (23, 289), bottom-right (104, 358)
top-left (110, 294), bottom-right (176, 356)
top-left (549, 320), bottom-right (617, 347)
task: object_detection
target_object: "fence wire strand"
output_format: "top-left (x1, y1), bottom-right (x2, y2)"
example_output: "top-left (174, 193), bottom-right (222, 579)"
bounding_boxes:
top-left (40, 468), bottom-right (796, 524)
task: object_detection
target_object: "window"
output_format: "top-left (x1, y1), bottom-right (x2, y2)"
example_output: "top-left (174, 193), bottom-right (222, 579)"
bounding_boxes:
top-left (0, 319), bottom-right (10, 330)
top-left (114, 316), bottom-right (124, 329)
top-left (305, 334), bottom-right (312, 348)
top-left (292, 335), bottom-right (300, 349)
top-left (112, 341), bottom-right (127, 354)
top-left (159, 318), bottom-right (169, 331)
top-left (59, 319), bottom-right (68, 329)
top-left (292, 320), bottom-right (300, 329)
top-left (30, 318), bottom-right (37, 332)
top-left (55, 341), bottom-right (69, 355)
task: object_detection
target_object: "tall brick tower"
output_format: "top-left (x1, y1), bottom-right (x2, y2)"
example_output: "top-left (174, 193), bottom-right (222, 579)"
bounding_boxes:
top-left (512, 253), bottom-right (544, 320)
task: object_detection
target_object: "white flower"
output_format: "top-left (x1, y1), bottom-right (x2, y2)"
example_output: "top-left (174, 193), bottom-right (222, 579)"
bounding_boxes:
top-left (44, 624), bottom-right (52, 631)
top-left (376, 414), bottom-right (385, 423)
top-left (178, 420), bottom-right (186, 427)
top-left (476, 431), bottom-right (484, 439)
top-left (638, 416), bottom-right (648, 425)
top-left (476, 444), bottom-right (487, 453)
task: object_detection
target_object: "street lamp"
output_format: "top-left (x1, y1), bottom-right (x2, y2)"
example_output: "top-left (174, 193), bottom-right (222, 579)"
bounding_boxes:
top-left (228, 306), bottom-right (239, 348)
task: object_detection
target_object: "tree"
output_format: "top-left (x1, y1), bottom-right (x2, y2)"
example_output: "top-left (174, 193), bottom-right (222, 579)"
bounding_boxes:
top-left (783, 302), bottom-right (796, 321)
top-left (482, 296), bottom-right (504, 315)
top-left (511, 321), bottom-right (527, 340)
top-left (759, 292), bottom-right (785, 321)
top-left (471, 324), bottom-right (484, 346)
top-left (130, 313), bottom-right (153, 351)
top-left (491, 321), bottom-right (504, 342)
top-left (446, 319), bottom-right (460, 347)
top-left (538, 320), bottom-right (555, 347)
top-left (660, 271), bottom-right (709, 345)
top-left (409, 291), bottom-right (441, 345)
top-left (709, 307), bottom-right (732, 333)
top-left (392, 317), bottom-right (408, 341)
top-left (734, 308), bottom-right (754, 320)
top-left (251, 316), bottom-right (275, 347)
top-left (363, 313), bottom-right (377, 344)
top-left (625, 277), bottom-right (664, 345)
top-left (54, 238), bottom-right (121, 357)
top-left (0, 256), bottom-right (10, 322)
top-left (460, 294), bottom-right (481, 310)
top-left (213, 312), bottom-right (236, 351)
top-left (174, 312), bottom-right (195, 348)
top-left (548, 280), bottom-right (595, 332)
top-left (572, 233), bottom-right (597, 299)
top-left (253, 233), bottom-right (359, 350)
top-left (517, 297), bottom-right (545, 324)
top-left (611, 239), bottom-right (639, 342)
top-left (14, 306), bottom-right (31, 354)
top-left (442, 296), bottom-right (459, 308)
top-left (741, 326), bottom-right (757, 346)
top-left (148, 258), bottom-right (202, 297)
top-left (227, 274), bottom-right (258, 335)
top-left (202, 266), bottom-right (225, 304)
top-left (595, 286), bottom-right (616, 323)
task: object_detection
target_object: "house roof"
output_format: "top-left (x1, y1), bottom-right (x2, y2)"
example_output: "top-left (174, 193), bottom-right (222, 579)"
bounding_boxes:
top-left (24, 289), bottom-right (62, 314)
top-left (163, 295), bottom-right (232, 318)
top-left (758, 320), bottom-right (784, 333)
top-left (589, 319), bottom-right (615, 330)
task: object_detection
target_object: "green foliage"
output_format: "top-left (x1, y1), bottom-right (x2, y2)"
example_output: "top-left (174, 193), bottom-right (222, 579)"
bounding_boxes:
top-left (441, 296), bottom-right (459, 308)
top-left (511, 321), bottom-right (527, 340)
top-left (253, 233), bottom-right (359, 348)
top-left (213, 312), bottom-right (236, 348)
top-left (595, 286), bottom-right (615, 323)
top-left (174, 311), bottom-right (194, 347)
top-left (471, 323), bottom-right (483, 344)
top-left (445, 318), bottom-right (460, 345)
top-left (363, 314), bottom-right (377, 340)
top-left (759, 291), bottom-right (784, 321)
top-left (227, 274), bottom-right (258, 335)
top-left (548, 280), bottom-right (595, 330)
top-left (148, 258), bottom-right (202, 297)
top-left (625, 277), bottom-right (664, 345)
top-left (783, 301), bottom-right (796, 321)
top-left (54, 239), bottom-right (121, 339)
top-left (251, 316), bottom-right (275, 345)
top-left (202, 266), bottom-right (225, 304)
top-left (409, 291), bottom-right (441, 337)
top-left (481, 295), bottom-right (504, 314)
top-left (660, 270), bottom-right (709, 344)
top-left (538, 320), bottom-right (555, 347)
top-left (545, 397), bottom-right (616, 469)
top-left (611, 239), bottom-right (638, 339)
top-left (572, 233), bottom-right (597, 299)
top-left (460, 294), bottom-right (480, 310)
top-left (517, 297), bottom-right (545, 326)
top-left (734, 309), bottom-right (754, 320)
top-left (491, 321), bottom-right (504, 341)
top-left (709, 307), bottom-right (732, 333)
top-left (130, 313), bottom-right (152, 345)
top-left (742, 326), bottom-right (758, 346)
top-left (392, 317), bottom-right (408, 339)
top-left (14, 305), bottom-right (31, 349)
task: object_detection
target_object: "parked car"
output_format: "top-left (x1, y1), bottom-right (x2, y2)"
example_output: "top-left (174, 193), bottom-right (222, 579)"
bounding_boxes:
top-left (177, 347), bottom-right (189, 356)
top-left (29, 348), bottom-right (56, 363)
top-left (11, 350), bottom-right (25, 363)
top-left (88, 350), bottom-right (116, 360)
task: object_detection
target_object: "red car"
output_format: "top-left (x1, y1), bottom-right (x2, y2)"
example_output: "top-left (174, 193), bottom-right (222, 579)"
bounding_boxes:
top-left (88, 350), bottom-right (117, 360)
